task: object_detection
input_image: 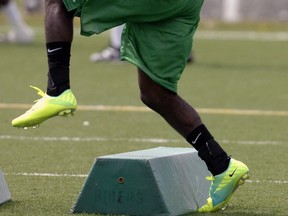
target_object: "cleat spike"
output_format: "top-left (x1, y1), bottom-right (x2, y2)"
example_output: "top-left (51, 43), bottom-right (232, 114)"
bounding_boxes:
top-left (59, 109), bottom-right (73, 117)
top-left (221, 205), bottom-right (227, 211)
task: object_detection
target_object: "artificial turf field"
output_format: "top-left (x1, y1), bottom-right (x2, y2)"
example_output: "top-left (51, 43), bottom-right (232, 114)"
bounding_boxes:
top-left (1, 14), bottom-right (288, 216)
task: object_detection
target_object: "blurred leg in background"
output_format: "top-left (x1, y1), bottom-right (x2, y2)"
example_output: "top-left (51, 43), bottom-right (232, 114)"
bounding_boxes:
top-left (90, 25), bottom-right (124, 62)
top-left (24, 0), bottom-right (43, 14)
top-left (0, 0), bottom-right (34, 43)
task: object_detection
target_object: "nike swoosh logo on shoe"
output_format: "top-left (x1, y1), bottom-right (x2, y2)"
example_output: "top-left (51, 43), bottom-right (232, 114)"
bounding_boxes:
top-left (229, 168), bottom-right (237, 177)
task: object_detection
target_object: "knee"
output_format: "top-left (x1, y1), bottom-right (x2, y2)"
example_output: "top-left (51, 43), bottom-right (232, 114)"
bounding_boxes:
top-left (138, 69), bottom-right (175, 110)
top-left (140, 89), bottom-right (159, 110)
top-left (140, 86), bottom-right (174, 111)
top-left (45, 0), bottom-right (62, 4)
top-left (45, 0), bottom-right (75, 17)
top-left (45, 0), bottom-right (64, 10)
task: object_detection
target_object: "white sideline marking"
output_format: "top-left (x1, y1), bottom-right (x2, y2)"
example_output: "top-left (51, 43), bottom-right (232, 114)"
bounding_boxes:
top-left (6, 172), bottom-right (288, 185)
top-left (195, 30), bottom-right (288, 41)
top-left (30, 27), bottom-right (288, 41)
top-left (0, 135), bottom-right (179, 143)
top-left (8, 172), bottom-right (87, 178)
top-left (4, 27), bottom-right (285, 45)
top-left (246, 180), bottom-right (288, 184)
top-left (0, 135), bottom-right (286, 145)
top-left (73, 28), bottom-right (288, 41)
top-left (1, 103), bottom-right (288, 117)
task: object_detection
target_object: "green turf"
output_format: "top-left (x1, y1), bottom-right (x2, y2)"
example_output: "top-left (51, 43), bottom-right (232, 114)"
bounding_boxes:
top-left (1, 19), bottom-right (288, 216)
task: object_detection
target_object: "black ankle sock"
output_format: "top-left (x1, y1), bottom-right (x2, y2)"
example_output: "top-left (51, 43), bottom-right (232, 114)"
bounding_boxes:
top-left (186, 124), bottom-right (230, 175)
top-left (46, 42), bottom-right (71, 96)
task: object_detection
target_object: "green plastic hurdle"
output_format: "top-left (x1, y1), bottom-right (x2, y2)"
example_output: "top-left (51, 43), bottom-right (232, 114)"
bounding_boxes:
top-left (72, 147), bottom-right (210, 216)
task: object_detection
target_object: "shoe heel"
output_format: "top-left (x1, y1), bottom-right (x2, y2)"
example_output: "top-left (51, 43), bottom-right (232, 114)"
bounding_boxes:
top-left (239, 173), bottom-right (249, 185)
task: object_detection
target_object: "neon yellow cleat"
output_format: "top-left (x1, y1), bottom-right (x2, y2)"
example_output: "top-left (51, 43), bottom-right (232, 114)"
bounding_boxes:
top-left (198, 158), bottom-right (249, 213)
top-left (12, 86), bottom-right (77, 128)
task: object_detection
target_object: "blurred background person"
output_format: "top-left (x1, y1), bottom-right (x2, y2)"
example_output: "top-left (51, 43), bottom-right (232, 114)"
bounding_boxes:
top-left (0, 0), bottom-right (34, 43)
top-left (90, 25), bottom-right (124, 62)
top-left (89, 24), bottom-right (195, 63)
top-left (24, 0), bottom-right (42, 14)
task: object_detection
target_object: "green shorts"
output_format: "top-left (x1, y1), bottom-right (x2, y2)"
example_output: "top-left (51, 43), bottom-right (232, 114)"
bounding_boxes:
top-left (63, 0), bottom-right (204, 93)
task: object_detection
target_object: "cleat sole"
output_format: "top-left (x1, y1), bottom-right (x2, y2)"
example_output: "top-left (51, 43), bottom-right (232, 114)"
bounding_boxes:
top-left (15, 110), bottom-right (75, 129)
top-left (58, 109), bottom-right (75, 117)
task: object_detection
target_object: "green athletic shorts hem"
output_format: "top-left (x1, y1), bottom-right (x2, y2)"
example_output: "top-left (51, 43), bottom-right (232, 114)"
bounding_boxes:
top-left (63, 0), bottom-right (204, 93)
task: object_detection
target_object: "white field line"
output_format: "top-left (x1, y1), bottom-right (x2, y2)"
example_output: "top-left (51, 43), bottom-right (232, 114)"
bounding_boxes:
top-left (17, 27), bottom-right (288, 41)
top-left (29, 27), bottom-right (288, 41)
top-left (195, 30), bottom-right (288, 41)
top-left (0, 135), bottom-right (286, 146)
top-left (6, 172), bottom-right (288, 185)
top-left (1, 103), bottom-right (288, 117)
top-left (8, 172), bottom-right (88, 178)
top-left (74, 28), bottom-right (288, 42)
top-left (0, 135), bottom-right (180, 143)
top-left (68, 28), bottom-right (288, 41)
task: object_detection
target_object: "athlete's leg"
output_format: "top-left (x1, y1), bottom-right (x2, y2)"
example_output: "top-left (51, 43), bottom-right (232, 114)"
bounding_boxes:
top-left (45, 0), bottom-right (73, 42)
top-left (45, 0), bottom-right (74, 96)
top-left (137, 68), bottom-right (202, 137)
top-left (11, 0), bottom-right (77, 128)
top-left (138, 68), bottom-right (249, 212)
top-left (137, 68), bottom-right (230, 175)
